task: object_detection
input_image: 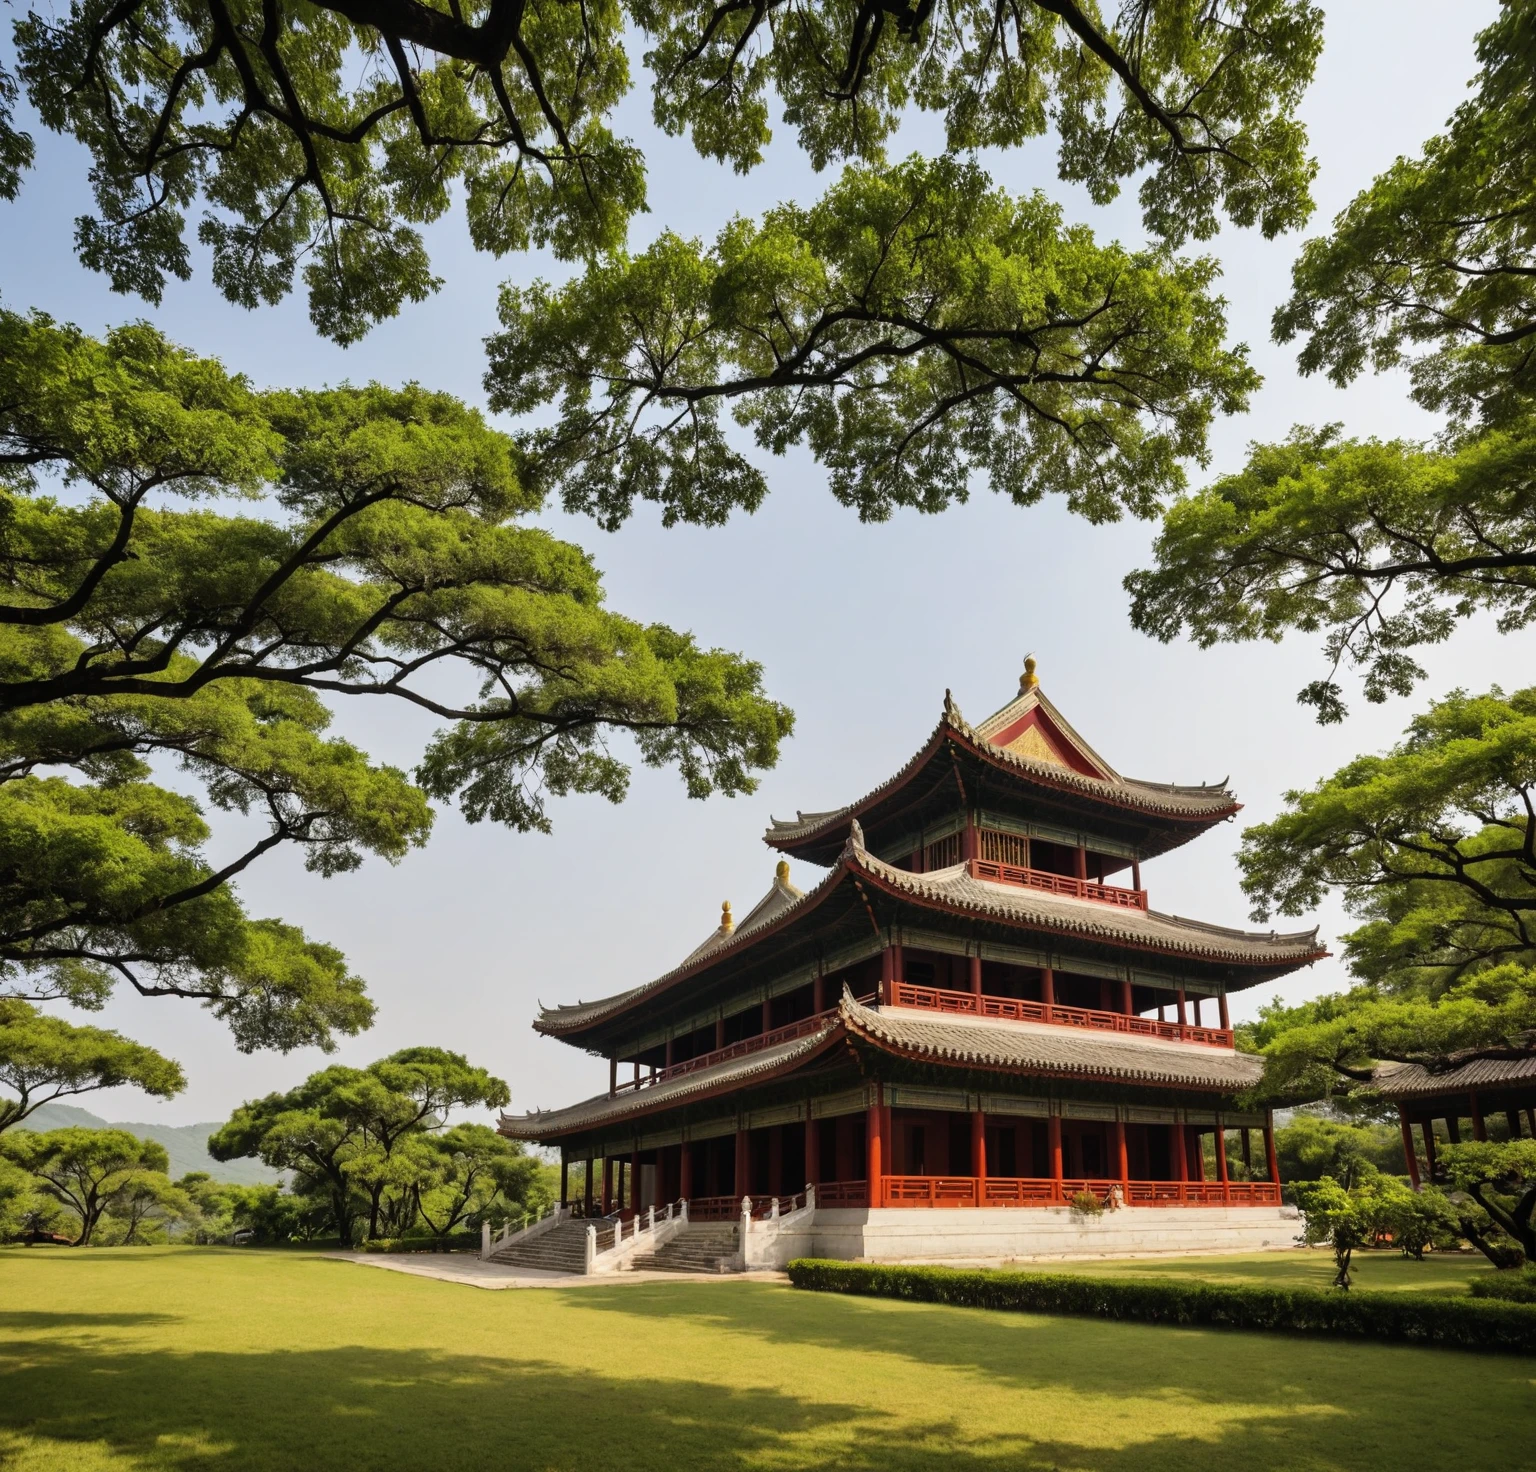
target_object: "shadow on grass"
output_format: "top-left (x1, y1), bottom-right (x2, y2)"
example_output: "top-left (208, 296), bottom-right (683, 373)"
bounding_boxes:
top-left (0, 1311), bottom-right (179, 1331)
top-left (0, 1309), bottom-right (1521, 1472)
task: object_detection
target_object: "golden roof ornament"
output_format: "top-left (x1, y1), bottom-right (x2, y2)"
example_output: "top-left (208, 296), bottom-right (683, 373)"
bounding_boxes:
top-left (775, 860), bottom-right (790, 884)
top-left (1019, 653), bottom-right (1039, 693)
top-left (720, 901), bottom-right (734, 932)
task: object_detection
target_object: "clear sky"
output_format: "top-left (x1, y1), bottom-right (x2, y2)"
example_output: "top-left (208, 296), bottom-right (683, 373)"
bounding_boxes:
top-left (2, 0), bottom-right (1527, 1127)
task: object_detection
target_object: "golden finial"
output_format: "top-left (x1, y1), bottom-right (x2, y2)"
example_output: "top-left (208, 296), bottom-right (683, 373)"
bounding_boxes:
top-left (720, 901), bottom-right (734, 932)
top-left (1020, 653), bottom-right (1039, 692)
top-left (775, 860), bottom-right (790, 885)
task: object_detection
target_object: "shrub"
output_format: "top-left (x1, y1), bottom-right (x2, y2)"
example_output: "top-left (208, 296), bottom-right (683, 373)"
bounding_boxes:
top-left (785, 1260), bottom-right (1536, 1355)
top-left (358, 1231), bottom-right (481, 1254)
top-left (1069, 1191), bottom-right (1104, 1217)
top-left (1470, 1267), bottom-right (1536, 1304)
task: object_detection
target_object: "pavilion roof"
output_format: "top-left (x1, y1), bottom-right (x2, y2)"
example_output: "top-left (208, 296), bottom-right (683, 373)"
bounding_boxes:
top-left (504, 992), bottom-right (1263, 1141)
top-left (532, 831), bottom-right (1324, 1041)
top-left (1374, 1054), bottom-right (1536, 1100)
top-left (841, 994), bottom-right (1265, 1091)
top-left (763, 684), bottom-right (1238, 861)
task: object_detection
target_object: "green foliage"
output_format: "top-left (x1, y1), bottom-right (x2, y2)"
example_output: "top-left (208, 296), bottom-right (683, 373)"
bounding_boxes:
top-left (1469, 1265), bottom-right (1536, 1302)
top-left (0, 310), bottom-right (790, 1050)
top-left (1439, 1138), bottom-right (1536, 1263)
top-left (209, 1048), bottom-right (539, 1247)
top-left (5, 0), bottom-right (1320, 342)
top-left (1068, 1190), bottom-right (1104, 1216)
top-left (0, 998), bottom-right (184, 1132)
top-left (786, 1258), bottom-right (1536, 1353)
top-left (100, 1170), bottom-right (192, 1245)
top-left (0, 1126), bottom-right (170, 1244)
top-left (1271, 1114), bottom-right (1405, 1181)
top-left (489, 155), bottom-right (1258, 529)
top-left (1292, 1174), bottom-right (1370, 1288)
top-left (1130, 3), bottom-right (1536, 718)
top-left (1233, 687), bottom-right (1536, 1104)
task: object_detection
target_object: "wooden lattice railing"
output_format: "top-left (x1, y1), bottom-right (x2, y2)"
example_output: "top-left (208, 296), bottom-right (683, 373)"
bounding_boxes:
top-left (969, 857), bottom-right (1148, 910)
top-left (879, 1176), bottom-right (1281, 1208)
top-left (888, 981), bottom-right (1233, 1048)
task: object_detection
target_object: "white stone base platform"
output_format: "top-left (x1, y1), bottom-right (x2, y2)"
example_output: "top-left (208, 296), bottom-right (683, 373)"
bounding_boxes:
top-left (757, 1205), bottom-right (1300, 1267)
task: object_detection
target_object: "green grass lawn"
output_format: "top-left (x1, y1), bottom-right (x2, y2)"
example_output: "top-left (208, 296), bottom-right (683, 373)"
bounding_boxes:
top-left (1, 1247), bottom-right (1530, 1472)
top-left (1036, 1248), bottom-right (1494, 1297)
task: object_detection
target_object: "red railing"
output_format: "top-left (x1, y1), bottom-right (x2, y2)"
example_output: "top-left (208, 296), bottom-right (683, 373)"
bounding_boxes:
top-left (614, 1012), bottom-right (836, 1095)
top-left (685, 1195), bottom-right (741, 1221)
top-left (888, 982), bottom-right (1234, 1048)
top-left (969, 857), bottom-right (1148, 910)
top-left (813, 1180), bottom-right (870, 1208)
top-left (879, 1176), bottom-right (1280, 1208)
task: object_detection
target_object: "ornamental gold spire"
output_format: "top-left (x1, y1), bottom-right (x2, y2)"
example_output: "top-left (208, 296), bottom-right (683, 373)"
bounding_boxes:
top-left (1020, 653), bottom-right (1039, 692)
top-left (720, 901), bottom-right (734, 932)
top-left (775, 860), bottom-right (790, 885)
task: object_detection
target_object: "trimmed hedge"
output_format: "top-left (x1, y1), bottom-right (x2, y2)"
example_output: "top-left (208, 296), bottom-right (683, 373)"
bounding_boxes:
top-left (785, 1259), bottom-right (1536, 1354)
top-left (1469, 1266), bottom-right (1536, 1304)
top-left (358, 1231), bottom-right (480, 1254)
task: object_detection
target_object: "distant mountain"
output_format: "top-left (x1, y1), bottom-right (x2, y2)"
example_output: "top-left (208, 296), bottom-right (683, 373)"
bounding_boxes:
top-left (17, 1102), bottom-right (283, 1186)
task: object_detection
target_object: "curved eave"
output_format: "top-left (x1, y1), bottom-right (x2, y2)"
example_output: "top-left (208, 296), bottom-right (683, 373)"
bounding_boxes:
top-left (851, 850), bottom-right (1327, 975)
top-left (842, 996), bottom-right (1265, 1092)
top-left (1374, 1055), bottom-right (1536, 1100)
top-left (764, 707), bottom-right (1239, 864)
top-left (501, 1018), bottom-right (846, 1141)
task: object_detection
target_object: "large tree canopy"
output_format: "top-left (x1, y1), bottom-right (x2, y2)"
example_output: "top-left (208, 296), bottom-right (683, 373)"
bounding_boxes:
top-left (0, 309), bottom-right (791, 1049)
top-left (1128, 0), bottom-right (1536, 720)
top-left (0, 0), bottom-right (1321, 343)
top-left (0, 998), bottom-right (185, 1131)
top-left (1238, 686), bottom-right (1536, 1105)
top-left (491, 155), bottom-right (1258, 528)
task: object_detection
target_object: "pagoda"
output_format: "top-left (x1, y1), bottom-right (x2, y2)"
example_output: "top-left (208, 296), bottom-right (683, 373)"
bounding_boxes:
top-left (500, 660), bottom-right (1327, 1262)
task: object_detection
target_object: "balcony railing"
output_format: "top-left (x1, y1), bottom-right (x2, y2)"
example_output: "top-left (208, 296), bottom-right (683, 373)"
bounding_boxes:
top-left (879, 1176), bottom-right (1280, 1208)
top-left (969, 857), bottom-right (1148, 910)
top-left (889, 981), bottom-right (1234, 1048)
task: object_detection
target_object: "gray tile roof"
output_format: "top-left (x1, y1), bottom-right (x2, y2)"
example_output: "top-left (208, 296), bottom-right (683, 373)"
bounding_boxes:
top-left (765, 690), bottom-right (1237, 847)
top-left (842, 994), bottom-right (1265, 1090)
top-left (500, 1017), bottom-right (843, 1139)
top-left (534, 831), bottom-right (1325, 1038)
top-left (1374, 1055), bottom-right (1536, 1099)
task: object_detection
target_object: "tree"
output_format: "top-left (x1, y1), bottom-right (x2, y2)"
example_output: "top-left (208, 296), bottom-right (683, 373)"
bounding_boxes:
top-left (209, 1047), bottom-right (517, 1243)
top-left (490, 155), bottom-right (1259, 529)
top-left (0, 311), bottom-right (791, 1050)
top-left (1440, 1138), bottom-right (1536, 1265)
top-left (102, 1170), bottom-right (192, 1244)
top-left (1237, 687), bottom-right (1536, 1105)
top-left (1271, 1112), bottom-right (1405, 1182)
top-left (1, 1126), bottom-right (170, 1244)
top-left (1, 0), bottom-right (1321, 344)
top-left (1292, 1173), bottom-right (1370, 1288)
top-left (1128, 1), bottom-right (1536, 720)
top-left (0, 998), bottom-right (185, 1132)
top-left (414, 1123), bottom-right (538, 1243)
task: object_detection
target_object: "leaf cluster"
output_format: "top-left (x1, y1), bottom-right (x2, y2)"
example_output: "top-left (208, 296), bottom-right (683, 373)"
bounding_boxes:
top-left (490, 154), bottom-right (1257, 529)
top-left (2, 0), bottom-right (1319, 341)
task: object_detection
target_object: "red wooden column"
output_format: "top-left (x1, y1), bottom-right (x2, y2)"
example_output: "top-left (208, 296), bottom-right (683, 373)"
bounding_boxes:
top-left (1422, 1120), bottom-right (1437, 1179)
top-left (734, 1127), bottom-right (749, 1201)
top-left (1218, 991), bottom-right (1231, 1032)
top-left (559, 1151), bottom-right (569, 1207)
top-left (628, 1149), bottom-right (641, 1215)
top-left (1263, 1110), bottom-right (1281, 1188)
top-left (1507, 1109), bottom-right (1524, 1140)
top-left (768, 1125), bottom-right (784, 1200)
top-left (880, 946), bottom-right (895, 1006)
top-left (715, 1016), bottom-right (727, 1050)
top-left (1398, 1107), bottom-right (1422, 1189)
top-left (1120, 979), bottom-right (1134, 1015)
top-left (1131, 859), bottom-right (1142, 891)
top-left (1041, 967), bottom-right (1055, 1021)
top-left (1172, 1122), bottom-right (1188, 1183)
top-left (1114, 1118), bottom-right (1129, 1190)
top-left (583, 1155), bottom-right (594, 1217)
top-left (601, 1157), bottom-right (612, 1214)
top-left (1047, 1113), bottom-right (1063, 1199)
top-left (664, 1037), bottom-right (675, 1072)
top-left (971, 1109), bottom-right (986, 1206)
top-left (679, 1141), bottom-right (693, 1202)
top-left (1214, 1117), bottom-right (1230, 1200)
top-left (761, 995), bottom-right (772, 1034)
top-left (608, 1057), bottom-right (617, 1098)
top-left (866, 1087), bottom-right (884, 1208)
top-left (1445, 1114), bottom-right (1462, 1143)
top-left (1175, 987), bottom-right (1188, 1034)
top-left (1074, 845), bottom-right (1088, 881)
top-left (806, 1113), bottom-right (820, 1187)
top-left (1470, 1092), bottom-right (1488, 1141)
top-left (970, 955), bottom-right (983, 999)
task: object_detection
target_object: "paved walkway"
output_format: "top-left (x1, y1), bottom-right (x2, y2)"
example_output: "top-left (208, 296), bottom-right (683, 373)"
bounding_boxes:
top-left (338, 1252), bottom-right (786, 1291)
